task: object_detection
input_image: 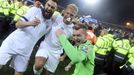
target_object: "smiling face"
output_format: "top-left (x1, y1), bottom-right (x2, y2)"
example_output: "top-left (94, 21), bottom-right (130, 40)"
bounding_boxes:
top-left (72, 24), bottom-right (87, 46)
top-left (44, 0), bottom-right (57, 19)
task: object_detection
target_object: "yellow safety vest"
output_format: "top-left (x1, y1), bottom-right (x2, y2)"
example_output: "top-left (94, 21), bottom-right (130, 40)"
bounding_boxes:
top-left (10, 2), bottom-right (21, 15)
top-left (0, 0), bottom-right (4, 13)
top-left (1, 0), bottom-right (10, 16)
top-left (14, 5), bottom-right (29, 21)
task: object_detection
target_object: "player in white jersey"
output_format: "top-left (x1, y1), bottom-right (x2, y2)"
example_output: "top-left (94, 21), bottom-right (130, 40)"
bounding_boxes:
top-left (33, 4), bottom-right (79, 75)
top-left (0, 0), bottom-right (58, 75)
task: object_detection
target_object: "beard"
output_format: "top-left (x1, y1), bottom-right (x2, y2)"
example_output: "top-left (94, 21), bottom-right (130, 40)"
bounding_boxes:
top-left (42, 9), bottom-right (53, 19)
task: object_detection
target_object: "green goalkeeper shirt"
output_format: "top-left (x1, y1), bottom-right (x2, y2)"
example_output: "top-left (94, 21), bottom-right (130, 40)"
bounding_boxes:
top-left (58, 34), bottom-right (95, 75)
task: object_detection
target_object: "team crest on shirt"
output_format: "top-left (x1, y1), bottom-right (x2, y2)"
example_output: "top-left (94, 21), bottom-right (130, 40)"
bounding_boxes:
top-left (80, 45), bottom-right (88, 53)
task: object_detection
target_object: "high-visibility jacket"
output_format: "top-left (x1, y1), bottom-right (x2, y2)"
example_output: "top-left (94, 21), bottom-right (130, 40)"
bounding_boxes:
top-left (10, 1), bottom-right (21, 15)
top-left (94, 34), bottom-right (114, 62)
top-left (52, 11), bottom-right (61, 17)
top-left (1, 0), bottom-right (10, 16)
top-left (94, 34), bottom-right (114, 55)
top-left (119, 46), bottom-right (134, 71)
top-left (113, 39), bottom-right (131, 63)
top-left (128, 46), bottom-right (134, 58)
top-left (13, 5), bottom-right (29, 21)
top-left (0, 0), bottom-right (4, 13)
top-left (123, 46), bottom-right (134, 69)
top-left (103, 34), bottom-right (114, 51)
top-left (94, 36), bottom-right (108, 55)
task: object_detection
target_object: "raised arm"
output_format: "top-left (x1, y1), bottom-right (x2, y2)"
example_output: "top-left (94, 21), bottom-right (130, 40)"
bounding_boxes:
top-left (57, 33), bottom-right (86, 63)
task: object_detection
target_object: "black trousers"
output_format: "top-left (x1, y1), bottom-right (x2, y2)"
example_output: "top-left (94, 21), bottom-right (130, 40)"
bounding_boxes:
top-left (0, 13), bottom-right (6, 37)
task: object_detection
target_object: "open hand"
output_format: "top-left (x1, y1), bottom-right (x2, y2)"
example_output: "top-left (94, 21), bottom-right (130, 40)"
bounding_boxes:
top-left (65, 65), bottom-right (71, 71)
top-left (34, 1), bottom-right (41, 8)
top-left (29, 18), bottom-right (40, 26)
top-left (55, 29), bottom-right (65, 36)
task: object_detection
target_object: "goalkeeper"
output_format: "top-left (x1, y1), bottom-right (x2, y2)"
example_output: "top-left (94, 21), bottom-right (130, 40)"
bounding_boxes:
top-left (56, 23), bottom-right (95, 75)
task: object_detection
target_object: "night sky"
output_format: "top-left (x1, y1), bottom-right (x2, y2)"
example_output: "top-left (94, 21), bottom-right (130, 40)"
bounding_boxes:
top-left (58, 0), bottom-right (134, 25)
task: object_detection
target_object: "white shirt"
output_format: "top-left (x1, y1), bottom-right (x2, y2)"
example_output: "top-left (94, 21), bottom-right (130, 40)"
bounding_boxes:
top-left (2, 7), bottom-right (52, 56)
top-left (39, 16), bottom-right (74, 55)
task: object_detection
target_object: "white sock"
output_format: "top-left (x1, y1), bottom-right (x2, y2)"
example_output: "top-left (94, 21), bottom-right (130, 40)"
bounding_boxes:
top-left (33, 65), bottom-right (43, 75)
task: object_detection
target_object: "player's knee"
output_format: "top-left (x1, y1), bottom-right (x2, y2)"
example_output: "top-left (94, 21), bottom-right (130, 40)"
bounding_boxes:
top-left (35, 57), bottom-right (47, 70)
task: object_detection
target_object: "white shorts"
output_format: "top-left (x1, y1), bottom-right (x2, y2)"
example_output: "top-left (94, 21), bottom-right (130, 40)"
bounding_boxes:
top-left (36, 48), bottom-right (60, 73)
top-left (0, 43), bottom-right (29, 72)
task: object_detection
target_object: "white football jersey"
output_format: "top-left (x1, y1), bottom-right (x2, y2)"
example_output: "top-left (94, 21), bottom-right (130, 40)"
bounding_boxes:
top-left (0, 7), bottom-right (53, 56)
top-left (39, 16), bottom-right (74, 55)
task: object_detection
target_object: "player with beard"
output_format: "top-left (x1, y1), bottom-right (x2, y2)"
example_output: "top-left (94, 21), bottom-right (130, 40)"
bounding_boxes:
top-left (0, 0), bottom-right (58, 75)
top-left (56, 23), bottom-right (95, 75)
top-left (33, 4), bottom-right (78, 75)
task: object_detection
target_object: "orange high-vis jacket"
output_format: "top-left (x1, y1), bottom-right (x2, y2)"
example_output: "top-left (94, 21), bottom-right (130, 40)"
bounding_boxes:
top-left (86, 30), bottom-right (97, 44)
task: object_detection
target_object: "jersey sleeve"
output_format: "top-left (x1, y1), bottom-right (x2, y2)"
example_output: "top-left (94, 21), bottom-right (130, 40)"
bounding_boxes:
top-left (87, 45), bottom-right (95, 65)
top-left (58, 34), bottom-right (86, 63)
top-left (20, 7), bottom-right (40, 22)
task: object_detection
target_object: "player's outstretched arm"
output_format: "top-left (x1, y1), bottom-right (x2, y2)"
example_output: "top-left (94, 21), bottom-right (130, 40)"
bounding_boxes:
top-left (16, 18), bottom-right (40, 28)
top-left (56, 29), bottom-right (86, 63)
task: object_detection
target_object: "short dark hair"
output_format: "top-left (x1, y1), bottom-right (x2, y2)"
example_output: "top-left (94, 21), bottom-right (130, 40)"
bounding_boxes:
top-left (73, 23), bottom-right (87, 35)
top-left (73, 23), bottom-right (86, 30)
